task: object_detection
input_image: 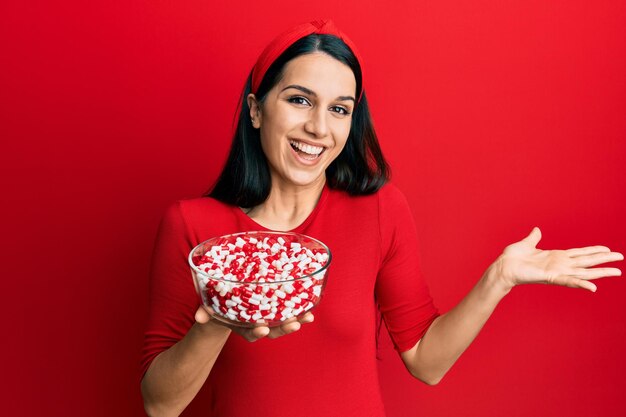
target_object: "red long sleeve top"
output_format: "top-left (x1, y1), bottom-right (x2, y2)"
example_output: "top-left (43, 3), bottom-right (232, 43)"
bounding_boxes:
top-left (140, 181), bottom-right (440, 416)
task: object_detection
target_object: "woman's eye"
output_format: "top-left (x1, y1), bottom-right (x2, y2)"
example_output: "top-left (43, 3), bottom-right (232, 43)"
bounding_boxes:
top-left (287, 96), bottom-right (310, 106)
top-left (287, 96), bottom-right (350, 116)
top-left (331, 106), bottom-right (350, 116)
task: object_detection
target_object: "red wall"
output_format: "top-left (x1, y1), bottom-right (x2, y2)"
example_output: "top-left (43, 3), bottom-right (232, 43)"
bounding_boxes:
top-left (3, 1), bottom-right (625, 416)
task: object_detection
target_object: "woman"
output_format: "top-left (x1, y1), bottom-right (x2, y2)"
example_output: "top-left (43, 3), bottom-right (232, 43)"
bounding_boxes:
top-left (140, 19), bottom-right (623, 417)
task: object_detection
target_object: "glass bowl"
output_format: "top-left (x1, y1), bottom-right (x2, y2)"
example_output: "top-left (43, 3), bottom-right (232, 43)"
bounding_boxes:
top-left (188, 231), bottom-right (331, 328)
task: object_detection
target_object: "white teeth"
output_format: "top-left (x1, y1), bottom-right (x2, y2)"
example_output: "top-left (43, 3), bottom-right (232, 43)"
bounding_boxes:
top-left (289, 140), bottom-right (324, 155)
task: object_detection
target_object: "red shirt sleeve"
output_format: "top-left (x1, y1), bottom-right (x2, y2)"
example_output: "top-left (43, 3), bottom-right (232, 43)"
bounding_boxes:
top-left (375, 184), bottom-right (440, 353)
top-left (139, 201), bottom-right (200, 382)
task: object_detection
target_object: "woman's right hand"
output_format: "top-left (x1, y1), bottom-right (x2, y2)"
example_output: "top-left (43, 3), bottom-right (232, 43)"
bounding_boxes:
top-left (194, 305), bottom-right (314, 342)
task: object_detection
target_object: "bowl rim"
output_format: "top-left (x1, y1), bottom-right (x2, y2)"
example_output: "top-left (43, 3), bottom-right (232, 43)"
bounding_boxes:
top-left (188, 231), bottom-right (332, 284)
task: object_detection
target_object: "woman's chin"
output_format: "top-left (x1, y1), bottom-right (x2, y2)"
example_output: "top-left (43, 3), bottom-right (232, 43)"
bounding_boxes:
top-left (279, 170), bottom-right (325, 188)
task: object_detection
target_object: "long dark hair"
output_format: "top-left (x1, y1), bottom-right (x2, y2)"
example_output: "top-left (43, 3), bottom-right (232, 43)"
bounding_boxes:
top-left (207, 34), bottom-right (390, 208)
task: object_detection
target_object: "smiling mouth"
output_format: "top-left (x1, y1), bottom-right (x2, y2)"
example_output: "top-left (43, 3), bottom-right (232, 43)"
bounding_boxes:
top-left (289, 139), bottom-right (326, 160)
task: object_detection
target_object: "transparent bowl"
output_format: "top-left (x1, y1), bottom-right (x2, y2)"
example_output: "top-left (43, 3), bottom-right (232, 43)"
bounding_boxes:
top-left (189, 231), bottom-right (331, 328)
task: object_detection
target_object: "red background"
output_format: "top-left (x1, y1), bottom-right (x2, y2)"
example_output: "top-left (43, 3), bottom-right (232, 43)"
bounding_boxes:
top-left (3, 1), bottom-right (625, 416)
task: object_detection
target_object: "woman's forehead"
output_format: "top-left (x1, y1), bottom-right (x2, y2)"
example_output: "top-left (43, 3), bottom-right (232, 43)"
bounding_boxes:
top-left (277, 53), bottom-right (356, 98)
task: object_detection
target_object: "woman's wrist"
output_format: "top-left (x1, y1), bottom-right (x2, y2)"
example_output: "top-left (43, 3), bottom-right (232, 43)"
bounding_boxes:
top-left (481, 257), bottom-right (515, 298)
top-left (192, 319), bottom-right (232, 339)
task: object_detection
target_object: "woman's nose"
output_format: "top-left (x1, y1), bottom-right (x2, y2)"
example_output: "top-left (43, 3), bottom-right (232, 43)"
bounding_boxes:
top-left (304, 107), bottom-right (329, 138)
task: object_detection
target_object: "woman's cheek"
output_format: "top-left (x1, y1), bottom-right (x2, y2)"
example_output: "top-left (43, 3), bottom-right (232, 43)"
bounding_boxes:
top-left (338, 121), bottom-right (351, 144)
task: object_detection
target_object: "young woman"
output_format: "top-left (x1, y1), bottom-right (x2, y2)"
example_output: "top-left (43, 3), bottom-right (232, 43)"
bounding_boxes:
top-left (140, 19), bottom-right (623, 417)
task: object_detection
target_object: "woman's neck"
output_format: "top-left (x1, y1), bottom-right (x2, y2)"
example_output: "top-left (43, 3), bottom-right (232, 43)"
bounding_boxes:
top-left (243, 177), bottom-right (326, 231)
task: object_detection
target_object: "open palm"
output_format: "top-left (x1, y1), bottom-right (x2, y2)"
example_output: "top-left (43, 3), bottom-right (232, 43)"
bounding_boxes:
top-left (494, 227), bottom-right (623, 292)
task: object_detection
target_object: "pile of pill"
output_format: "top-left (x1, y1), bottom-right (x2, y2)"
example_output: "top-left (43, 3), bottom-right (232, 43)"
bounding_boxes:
top-left (191, 234), bottom-right (329, 325)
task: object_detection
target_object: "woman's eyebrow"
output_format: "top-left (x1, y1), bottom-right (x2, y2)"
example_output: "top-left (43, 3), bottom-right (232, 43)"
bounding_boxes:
top-left (281, 84), bottom-right (355, 102)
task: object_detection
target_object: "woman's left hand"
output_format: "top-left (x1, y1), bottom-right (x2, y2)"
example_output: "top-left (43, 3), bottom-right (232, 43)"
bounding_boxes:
top-left (492, 227), bottom-right (623, 292)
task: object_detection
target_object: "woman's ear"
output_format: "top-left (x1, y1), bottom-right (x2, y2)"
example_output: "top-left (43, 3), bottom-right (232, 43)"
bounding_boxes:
top-left (247, 94), bottom-right (261, 129)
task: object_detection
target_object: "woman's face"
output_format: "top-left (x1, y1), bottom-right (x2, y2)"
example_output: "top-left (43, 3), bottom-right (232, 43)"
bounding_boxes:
top-left (248, 52), bottom-right (356, 191)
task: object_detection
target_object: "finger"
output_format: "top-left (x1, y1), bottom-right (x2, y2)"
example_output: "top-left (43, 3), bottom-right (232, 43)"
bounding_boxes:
top-left (282, 320), bottom-right (301, 333)
top-left (522, 227), bottom-right (542, 248)
top-left (267, 319), bottom-right (301, 339)
top-left (267, 320), bottom-right (292, 339)
top-left (298, 312), bottom-right (315, 324)
top-left (549, 275), bottom-right (597, 292)
top-left (266, 325), bottom-right (287, 339)
top-left (195, 305), bottom-right (211, 324)
top-left (236, 325), bottom-right (269, 342)
top-left (565, 246), bottom-right (611, 257)
top-left (579, 280), bottom-right (597, 292)
top-left (571, 267), bottom-right (622, 280)
top-left (571, 252), bottom-right (624, 268)
top-left (251, 326), bottom-right (270, 340)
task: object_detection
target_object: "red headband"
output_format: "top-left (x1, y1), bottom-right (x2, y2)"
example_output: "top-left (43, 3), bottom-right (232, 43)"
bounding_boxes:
top-left (251, 19), bottom-right (364, 103)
